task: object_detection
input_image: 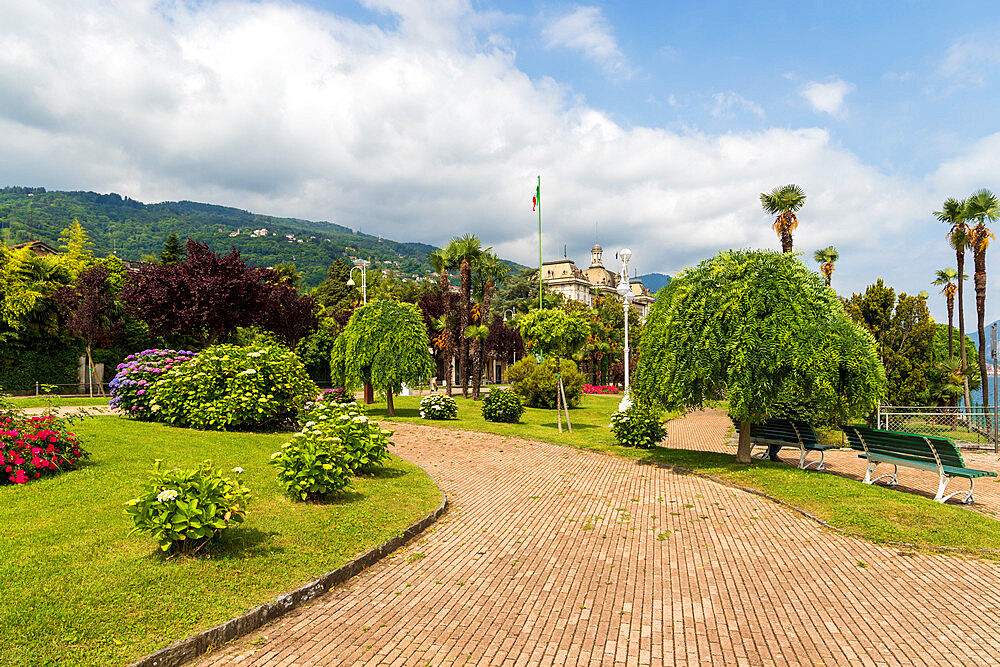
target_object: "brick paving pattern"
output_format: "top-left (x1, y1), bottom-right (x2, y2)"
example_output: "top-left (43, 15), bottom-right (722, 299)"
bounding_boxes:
top-left (191, 409), bottom-right (1000, 666)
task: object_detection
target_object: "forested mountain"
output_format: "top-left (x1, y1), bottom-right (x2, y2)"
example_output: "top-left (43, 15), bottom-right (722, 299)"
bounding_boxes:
top-left (636, 272), bottom-right (671, 294)
top-left (0, 187), bottom-right (441, 287)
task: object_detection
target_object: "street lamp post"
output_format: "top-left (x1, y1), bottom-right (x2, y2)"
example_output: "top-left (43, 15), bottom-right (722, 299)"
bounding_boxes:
top-left (616, 248), bottom-right (634, 412)
top-left (503, 309), bottom-right (517, 366)
top-left (346, 259), bottom-right (369, 305)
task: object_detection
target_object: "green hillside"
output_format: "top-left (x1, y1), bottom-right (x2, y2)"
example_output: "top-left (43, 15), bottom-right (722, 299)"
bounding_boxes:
top-left (0, 187), bottom-right (440, 288)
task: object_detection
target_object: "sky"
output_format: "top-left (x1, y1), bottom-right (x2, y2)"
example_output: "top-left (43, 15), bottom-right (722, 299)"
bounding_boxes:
top-left (3, 0), bottom-right (1000, 323)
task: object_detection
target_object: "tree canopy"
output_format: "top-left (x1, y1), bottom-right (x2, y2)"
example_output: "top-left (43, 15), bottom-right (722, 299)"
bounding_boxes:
top-left (634, 250), bottom-right (885, 462)
top-left (515, 308), bottom-right (590, 360)
top-left (330, 299), bottom-right (435, 415)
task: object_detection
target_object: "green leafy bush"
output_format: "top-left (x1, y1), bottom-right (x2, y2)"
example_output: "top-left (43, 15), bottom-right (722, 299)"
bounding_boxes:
top-left (298, 400), bottom-right (394, 474)
top-left (419, 394), bottom-right (458, 420)
top-left (124, 460), bottom-right (252, 553)
top-left (609, 404), bottom-right (666, 448)
top-left (269, 423), bottom-right (352, 500)
top-left (481, 388), bottom-right (524, 423)
top-left (506, 357), bottom-right (584, 409)
top-left (154, 343), bottom-right (318, 430)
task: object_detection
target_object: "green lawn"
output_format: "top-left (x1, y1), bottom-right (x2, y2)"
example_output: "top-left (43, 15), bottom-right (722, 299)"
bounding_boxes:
top-left (7, 395), bottom-right (111, 408)
top-left (371, 394), bottom-right (1000, 555)
top-left (0, 417), bottom-right (441, 667)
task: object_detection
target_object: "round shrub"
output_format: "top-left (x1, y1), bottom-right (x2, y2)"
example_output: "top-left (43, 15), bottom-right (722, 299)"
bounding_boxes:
top-left (270, 424), bottom-right (352, 500)
top-left (109, 348), bottom-right (196, 418)
top-left (609, 404), bottom-right (666, 448)
top-left (1, 415), bottom-right (88, 485)
top-left (154, 343), bottom-right (318, 430)
top-left (298, 400), bottom-right (394, 474)
top-left (481, 388), bottom-right (524, 423)
top-left (506, 357), bottom-right (584, 409)
top-left (419, 394), bottom-right (458, 420)
top-left (124, 460), bottom-right (251, 553)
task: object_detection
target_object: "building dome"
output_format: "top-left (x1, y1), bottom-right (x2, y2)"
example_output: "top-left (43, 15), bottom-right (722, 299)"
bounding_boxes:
top-left (591, 243), bottom-right (602, 253)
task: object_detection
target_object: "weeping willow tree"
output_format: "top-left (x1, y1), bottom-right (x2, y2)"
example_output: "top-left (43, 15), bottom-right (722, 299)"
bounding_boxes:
top-left (330, 299), bottom-right (434, 416)
top-left (633, 250), bottom-right (886, 463)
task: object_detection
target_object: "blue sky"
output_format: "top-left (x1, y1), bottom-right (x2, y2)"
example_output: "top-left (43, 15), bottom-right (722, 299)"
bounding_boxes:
top-left (3, 0), bottom-right (1000, 323)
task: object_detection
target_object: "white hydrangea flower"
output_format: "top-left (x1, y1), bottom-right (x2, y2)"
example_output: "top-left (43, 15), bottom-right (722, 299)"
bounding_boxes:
top-left (157, 489), bottom-right (179, 503)
top-left (243, 368), bottom-right (257, 375)
top-left (352, 415), bottom-right (369, 424)
top-left (232, 467), bottom-right (244, 474)
top-left (247, 352), bottom-right (262, 358)
top-left (305, 421), bottom-right (316, 428)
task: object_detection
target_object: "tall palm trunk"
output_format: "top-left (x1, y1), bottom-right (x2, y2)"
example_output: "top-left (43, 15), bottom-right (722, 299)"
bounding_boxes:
top-left (973, 233), bottom-right (990, 419)
top-left (459, 259), bottom-right (471, 398)
top-left (958, 247), bottom-right (971, 409)
top-left (442, 275), bottom-right (454, 397)
top-left (472, 278), bottom-right (495, 400)
top-left (779, 212), bottom-right (794, 253)
top-left (946, 288), bottom-right (955, 360)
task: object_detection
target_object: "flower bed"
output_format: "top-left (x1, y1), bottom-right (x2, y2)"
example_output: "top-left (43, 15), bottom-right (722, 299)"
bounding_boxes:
top-left (1, 415), bottom-right (87, 485)
top-left (583, 384), bottom-right (620, 395)
top-left (109, 349), bottom-right (197, 417)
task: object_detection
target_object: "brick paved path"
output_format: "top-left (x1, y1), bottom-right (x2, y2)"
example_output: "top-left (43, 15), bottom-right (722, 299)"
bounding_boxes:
top-left (195, 410), bottom-right (1000, 666)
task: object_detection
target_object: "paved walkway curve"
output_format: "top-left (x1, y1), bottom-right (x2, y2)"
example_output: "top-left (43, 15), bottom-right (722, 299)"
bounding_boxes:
top-left (194, 410), bottom-right (1000, 666)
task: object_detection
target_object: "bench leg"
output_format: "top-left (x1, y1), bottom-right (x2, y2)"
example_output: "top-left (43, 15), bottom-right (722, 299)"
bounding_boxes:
top-left (936, 475), bottom-right (975, 504)
top-left (863, 462), bottom-right (898, 486)
top-left (799, 448), bottom-right (825, 471)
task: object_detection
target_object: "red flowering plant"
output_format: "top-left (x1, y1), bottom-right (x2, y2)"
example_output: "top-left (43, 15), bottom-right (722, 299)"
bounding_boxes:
top-left (583, 384), bottom-right (620, 395)
top-left (0, 414), bottom-right (88, 485)
top-left (109, 348), bottom-right (197, 418)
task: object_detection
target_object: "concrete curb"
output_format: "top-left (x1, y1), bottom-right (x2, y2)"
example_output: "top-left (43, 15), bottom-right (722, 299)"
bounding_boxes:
top-left (126, 474), bottom-right (449, 667)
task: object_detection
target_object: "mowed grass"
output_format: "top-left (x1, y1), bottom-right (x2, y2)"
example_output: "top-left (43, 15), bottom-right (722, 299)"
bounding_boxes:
top-left (7, 395), bottom-right (110, 408)
top-left (373, 394), bottom-right (1000, 555)
top-left (0, 417), bottom-right (441, 667)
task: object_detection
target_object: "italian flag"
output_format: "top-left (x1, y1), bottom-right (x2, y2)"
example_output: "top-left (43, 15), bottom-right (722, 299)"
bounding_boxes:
top-left (533, 183), bottom-right (540, 211)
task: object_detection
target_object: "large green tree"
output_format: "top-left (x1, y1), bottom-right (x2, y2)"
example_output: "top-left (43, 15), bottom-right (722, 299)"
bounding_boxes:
top-left (844, 280), bottom-right (936, 406)
top-left (515, 307), bottom-right (590, 361)
top-left (635, 250), bottom-right (884, 463)
top-left (330, 299), bottom-right (434, 416)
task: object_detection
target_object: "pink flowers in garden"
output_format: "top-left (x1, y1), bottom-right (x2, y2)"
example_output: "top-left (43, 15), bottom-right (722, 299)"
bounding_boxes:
top-left (582, 384), bottom-right (620, 395)
top-left (109, 348), bottom-right (196, 416)
top-left (1, 416), bottom-right (87, 485)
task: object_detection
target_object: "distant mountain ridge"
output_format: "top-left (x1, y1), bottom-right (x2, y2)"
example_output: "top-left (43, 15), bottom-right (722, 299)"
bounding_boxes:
top-left (637, 272), bottom-right (671, 294)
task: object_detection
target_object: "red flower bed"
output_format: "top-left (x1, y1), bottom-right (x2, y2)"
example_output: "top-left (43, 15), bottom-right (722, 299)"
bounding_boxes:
top-left (0, 416), bottom-right (88, 485)
top-left (582, 384), bottom-right (620, 395)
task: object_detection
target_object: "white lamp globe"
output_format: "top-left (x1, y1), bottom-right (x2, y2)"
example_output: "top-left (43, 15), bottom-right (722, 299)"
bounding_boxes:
top-left (346, 277), bottom-right (355, 286)
top-left (616, 280), bottom-right (630, 298)
top-left (619, 248), bottom-right (632, 262)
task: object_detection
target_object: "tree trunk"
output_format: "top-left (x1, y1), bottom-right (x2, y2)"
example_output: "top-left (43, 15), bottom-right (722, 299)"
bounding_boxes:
top-left (386, 390), bottom-right (395, 417)
top-left (364, 383), bottom-right (374, 404)
top-left (736, 419), bottom-right (753, 463)
top-left (460, 259), bottom-right (470, 398)
top-left (975, 241), bottom-right (990, 422)
top-left (958, 247), bottom-right (971, 409)
top-left (781, 230), bottom-right (793, 254)
top-left (947, 291), bottom-right (955, 360)
top-left (473, 279), bottom-right (495, 400)
top-left (441, 272), bottom-right (453, 398)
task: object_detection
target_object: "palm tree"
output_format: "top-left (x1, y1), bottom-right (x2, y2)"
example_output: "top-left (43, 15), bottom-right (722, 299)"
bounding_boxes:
top-left (470, 252), bottom-right (510, 399)
top-left (760, 184), bottom-right (806, 253)
top-left (964, 188), bottom-right (998, 417)
top-left (936, 197), bottom-right (971, 408)
top-left (813, 246), bottom-right (839, 286)
top-left (931, 267), bottom-right (962, 360)
top-left (444, 234), bottom-right (485, 398)
top-left (428, 249), bottom-right (454, 397)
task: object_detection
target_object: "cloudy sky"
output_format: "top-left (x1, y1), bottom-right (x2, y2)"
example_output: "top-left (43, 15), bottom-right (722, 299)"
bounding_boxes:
top-left (3, 0), bottom-right (1000, 322)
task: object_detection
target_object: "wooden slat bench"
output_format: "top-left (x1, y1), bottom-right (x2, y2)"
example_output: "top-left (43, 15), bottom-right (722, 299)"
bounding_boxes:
top-left (840, 424), bottom-right (997, 504)
top-left (731, 416), bottom-right (835, 471)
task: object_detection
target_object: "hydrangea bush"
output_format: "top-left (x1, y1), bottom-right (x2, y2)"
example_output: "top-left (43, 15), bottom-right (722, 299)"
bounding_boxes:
top-left (300, 400), bottom-right (394, 473)
top-left (1, 415), bottom-right (88, 485)
top-left (609, 404), bottom-right (666, 448)
top-left (419, 394), bottom-right (458, 420)
top-left (124, 460), bottom-right (252, 553)
top-left (481, 388), bottom-right (524, 423)
top-left (154, 344), bottom-right (318, 430)
top-left (320, 387), bottom-right (354, 404)
top-left (109, 349), bottom-right (196, 417)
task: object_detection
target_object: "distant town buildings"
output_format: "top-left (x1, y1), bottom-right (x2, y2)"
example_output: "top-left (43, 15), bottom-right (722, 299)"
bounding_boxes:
top-left (539, 243), bottom-right (655, 317)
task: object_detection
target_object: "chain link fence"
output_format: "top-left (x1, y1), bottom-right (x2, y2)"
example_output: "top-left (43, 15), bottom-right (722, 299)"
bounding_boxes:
top-left (876, 405), bottom-right (999, 452)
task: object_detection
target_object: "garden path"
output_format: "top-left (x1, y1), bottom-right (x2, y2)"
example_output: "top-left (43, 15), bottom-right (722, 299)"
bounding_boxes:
top-left (194, 409), bottom-right (1000, 666)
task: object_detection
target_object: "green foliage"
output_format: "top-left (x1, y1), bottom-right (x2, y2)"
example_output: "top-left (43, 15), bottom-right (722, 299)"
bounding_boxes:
top-left (609, 404), bottom-right (666, 448)
top-left (303, 401), bottom-right (393, 473)
top-left (419, 394), bottom-right (458, 420)
top-left (515, 308), bottom-right (590, 360)
top-left (635, 250), bottom-right (885, 426)
top-left (295, 317), bottom-right (341, 383)
top-left (155, 343), bottom-right (317, 430)
top-left (269, 422), bottom-right (352, 500)
top-left (0, 347), bottom-right (81, 391)
top-left (330, 299), bottom-right (435, 397)
top-left (124, 460), bottom-right (251, 553)
top-left (160, 233), bottom-right (183, 265)
top-left (481, 388), bottom-right (524, 423)
top-left (506, 357), bottom-right (584, 409)
top-left (845, 280), bottom-right (936, 405)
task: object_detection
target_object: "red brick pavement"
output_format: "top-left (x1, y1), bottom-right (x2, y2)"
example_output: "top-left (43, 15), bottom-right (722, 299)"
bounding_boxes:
top-left (193, 410), bottom-right (1000, 666)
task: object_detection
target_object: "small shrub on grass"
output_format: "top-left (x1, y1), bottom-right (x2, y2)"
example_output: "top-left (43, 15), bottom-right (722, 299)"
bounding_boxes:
top-left (1, 415), bottom-right (88, 485)
top-left (155, 343), bottom-right (318, 430)
top-left (506, 357), bottom-right (584, 408)
top-left (419, 394), bottom-right (458, 420)
top-left (109, 349), bottom-right (196, 418)
top-left (609, 404), bottom-right (666, 448)
top-left (270, 425), bottom-right (352, 500)
top-left (300, 400), bottom-right (394, 473)
top-left (481, 388), bottom-right (524, 423)
top-left (124, 460), bottom-right (251, 553)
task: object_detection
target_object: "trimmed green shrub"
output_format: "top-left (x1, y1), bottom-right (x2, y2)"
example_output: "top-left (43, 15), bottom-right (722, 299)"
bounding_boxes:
top-left (154, 343), bottom-right (317, 430)
top-left (481, 388), bottom-right (524, 423)
top-left (506, 357), bottom-right (584, 409)
top-left (124, 460), bottom-right (252, 553)
top-left (269, 423), bottom-right (352, 500)
top-left (298, 400), bottom-right (394, 474)
top-left (419, 394), bottom-right (458, 420)
top-left (609, 404), bottom-right (666, 448)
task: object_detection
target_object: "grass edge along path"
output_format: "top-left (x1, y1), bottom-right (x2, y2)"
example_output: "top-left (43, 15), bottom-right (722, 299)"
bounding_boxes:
top-left (370, 394), bottom-right (1000, 557)
top-left (0, 418), bottom-right (442, 667)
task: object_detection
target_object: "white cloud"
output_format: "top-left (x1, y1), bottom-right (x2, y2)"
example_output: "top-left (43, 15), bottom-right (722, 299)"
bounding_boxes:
top-left (800, 79), bottom-right (855, 116)
top-left (935, 37), bottom-right (1000, 90)
top-left (708, 92), bottom-right (764, 119)
top-left (541, 5), bottom-right (630, 78)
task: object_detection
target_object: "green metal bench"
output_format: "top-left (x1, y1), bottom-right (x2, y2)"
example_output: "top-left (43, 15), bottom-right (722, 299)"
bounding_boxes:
top-left (731, 416), bottom-right (834, 471)
top-left (840, 424), bottom-right (997, 504)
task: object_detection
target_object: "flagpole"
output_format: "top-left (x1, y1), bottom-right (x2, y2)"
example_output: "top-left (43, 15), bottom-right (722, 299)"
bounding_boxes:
top-left (537, 175), bottom-right (542, 311)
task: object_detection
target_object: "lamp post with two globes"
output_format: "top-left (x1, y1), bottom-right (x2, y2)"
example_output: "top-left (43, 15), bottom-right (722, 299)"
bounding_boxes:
top-left (616, 248), bottom-right (634, 412)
